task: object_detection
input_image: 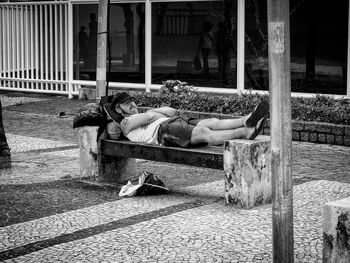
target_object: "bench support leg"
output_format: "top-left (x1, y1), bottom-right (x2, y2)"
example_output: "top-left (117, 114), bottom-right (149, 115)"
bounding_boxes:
top-left (79, 126), bottom-right (136, 184)
top-left (323, 198), bottom-right (350, 263)
top-left (98, 151), bottom-right (136, 184)
top-left (79, 126), bottom-right (100, 181)
top-left (223, 136), bottom-right (271, 209)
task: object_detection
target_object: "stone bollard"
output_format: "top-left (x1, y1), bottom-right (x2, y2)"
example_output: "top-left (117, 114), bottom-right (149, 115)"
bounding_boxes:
top-left (223, 136), bottom-right (271, 209)
top-left (78, 126), bottom-right (136, 184)
top-left (78, 87), bottom-right (96, 100)
top-left (79, 126), bottom-right (100, 181)
top-left (323, 197), bottom-right (350, 263)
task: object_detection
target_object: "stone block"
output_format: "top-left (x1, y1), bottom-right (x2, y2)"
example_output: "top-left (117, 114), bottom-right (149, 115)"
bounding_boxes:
top-left (310, 132), bottom-right (318, 142)
top-left (79, 87), bottom-right (96, 100)
top-left (344, 136), bottom-right (350, 146)
top-left (78, 126), bottom-right (99, 180)
top-left (292, 121), bottom-right (304, 131)
top-left (190, 112), bottom-right (201, 120)
top-left (318, 133), bottom-right (326, 143)
top-left (224, 136), bottom-right (271, 209)
top-left (178, 110), bottom-right (191, 119)
top-left (327, 134), bottom-right (335, 144)
top-left (292, 131), bottom-right (300, 141)
top-left (304, 122), bottom-right (317, 132)
top-left (334, 136), bottom-right (344, 146)
top-left (317, 123), bottom-right (332, 133)
top-left (210, 113), bottom-right (221, 119)
top-left (78, 126), bottom-right (136, 184)
top-left (323, 197), bottom-right (350, 263)
top-left (331, 125), bottom-right (345, 135)
top-left (345, 127), bottom-right (350, 136)
top-left (222, 114), bottom-right (235, 120)
top-left (300, 132), bottom-right (309, 142)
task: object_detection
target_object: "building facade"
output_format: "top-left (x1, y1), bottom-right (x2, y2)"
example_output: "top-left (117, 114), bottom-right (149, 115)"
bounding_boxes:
top-left (0, 0), bottom-right (349, 97)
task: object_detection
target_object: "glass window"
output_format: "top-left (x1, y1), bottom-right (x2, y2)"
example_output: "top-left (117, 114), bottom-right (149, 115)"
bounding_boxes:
top-left (73, 3), bottom-right (145, 83)
top-left (71, 0), bottom-right (348, 95)
top-left (289, 0), bottom-right (348, 95)
top-left (244, 0), bottom-right (348, 95)
top-left (151, 1), bottom-right (235, 88)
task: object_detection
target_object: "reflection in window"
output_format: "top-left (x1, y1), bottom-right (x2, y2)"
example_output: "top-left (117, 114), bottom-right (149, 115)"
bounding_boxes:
top-left (243, 0), bottom-right (348, 95)
top-left (151, 1), bottom-right (235, 88)
top-left (73, 3), bottom-right (145, 83)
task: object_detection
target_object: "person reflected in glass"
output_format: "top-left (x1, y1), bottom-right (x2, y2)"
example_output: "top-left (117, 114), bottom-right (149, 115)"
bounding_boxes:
top-left (87, 13), bottom-right (98, 69)
top-left (78, 26), bottom-right (88, 65)
top-left (215, 22), bottom-right (226, 76)
top-left (197, 21), bottom-right (214, 76)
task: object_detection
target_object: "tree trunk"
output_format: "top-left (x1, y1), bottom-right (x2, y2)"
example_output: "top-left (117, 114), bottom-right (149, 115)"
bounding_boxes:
top-left (0, 99), bottom-right (11, 169)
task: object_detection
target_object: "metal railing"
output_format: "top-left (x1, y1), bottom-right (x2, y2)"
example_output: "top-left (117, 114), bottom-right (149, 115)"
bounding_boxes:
top-left (0, 1), bottom-right (71, 95)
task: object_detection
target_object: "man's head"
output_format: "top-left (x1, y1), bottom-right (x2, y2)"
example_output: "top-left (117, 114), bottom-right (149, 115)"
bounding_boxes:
top-left (112, 92), bottom-right (138, 115)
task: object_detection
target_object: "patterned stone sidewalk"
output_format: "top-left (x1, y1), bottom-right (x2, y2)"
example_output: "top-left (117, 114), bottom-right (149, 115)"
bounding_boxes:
top-left (1, 180), bottom-right (349, 262)
top-left (0, 95), bottom-right (50, 108)
top-left (0, 195), bottom-right (203, 253)
top-left (0, 134), bottom-right (79, 184)
top-left (1, 95), bottom-right (350, 262)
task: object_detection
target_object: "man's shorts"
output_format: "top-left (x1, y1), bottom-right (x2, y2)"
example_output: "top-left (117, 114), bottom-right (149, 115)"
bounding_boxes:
top-left (157, 116), bottom-right (200, 148)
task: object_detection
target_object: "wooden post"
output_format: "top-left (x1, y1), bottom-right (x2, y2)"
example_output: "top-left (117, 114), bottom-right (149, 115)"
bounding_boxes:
top-left (96, 0), bottom-right (108, 101)
top-left (267, 0), bottom-right (294, 262)
top-left (347, 1), bottom-right (350, 98)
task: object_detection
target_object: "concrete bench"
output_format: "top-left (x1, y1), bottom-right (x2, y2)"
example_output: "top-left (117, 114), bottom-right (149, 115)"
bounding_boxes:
top-left (323, 197), bottom-right (350, 262)
top-left (79, 126), bottom-right (271, 208)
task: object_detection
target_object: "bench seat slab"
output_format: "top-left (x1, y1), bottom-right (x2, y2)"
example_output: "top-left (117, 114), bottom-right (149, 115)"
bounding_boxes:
top-left (101, 139), bottom-right (224, 170)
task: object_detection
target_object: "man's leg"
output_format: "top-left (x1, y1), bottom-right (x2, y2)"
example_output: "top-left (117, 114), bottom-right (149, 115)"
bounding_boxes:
top-left (191, 116), bottom-right (266, 146)
top-left (190, 126), bottom-right (255, 146)
top-left (196, 117), bottom-right (246, 130)
top-left (196, 99), bottom-right (269, 130)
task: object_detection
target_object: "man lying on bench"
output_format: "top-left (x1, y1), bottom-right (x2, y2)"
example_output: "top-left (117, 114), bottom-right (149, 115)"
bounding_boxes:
top-left (104, 92), bottom-right (269, 148)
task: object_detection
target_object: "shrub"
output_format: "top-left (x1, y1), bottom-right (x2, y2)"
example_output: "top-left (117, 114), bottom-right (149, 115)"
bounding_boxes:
top-left (134, 81), bottom-right (350, 125)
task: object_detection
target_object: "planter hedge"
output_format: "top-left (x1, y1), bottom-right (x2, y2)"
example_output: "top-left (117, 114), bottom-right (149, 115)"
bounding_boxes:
top-left (133, 90), bottom-right (350, 126)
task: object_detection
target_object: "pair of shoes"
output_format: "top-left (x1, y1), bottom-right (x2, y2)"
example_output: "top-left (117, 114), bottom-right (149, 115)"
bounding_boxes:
top-left (245, 100), bottom-right (269, 127)
top-left (249, 116), bottom-right (267, 140)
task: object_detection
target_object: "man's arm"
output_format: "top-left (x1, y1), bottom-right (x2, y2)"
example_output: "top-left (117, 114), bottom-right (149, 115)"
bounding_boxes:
top-left (147, 106), bottom-right (177, 117)
top-left (120, 111), bottom-right (166, 135)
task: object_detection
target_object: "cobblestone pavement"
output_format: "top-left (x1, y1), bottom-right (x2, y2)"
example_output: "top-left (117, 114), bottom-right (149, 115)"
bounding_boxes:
top-left (0, 94), bottom-right (349, 262)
